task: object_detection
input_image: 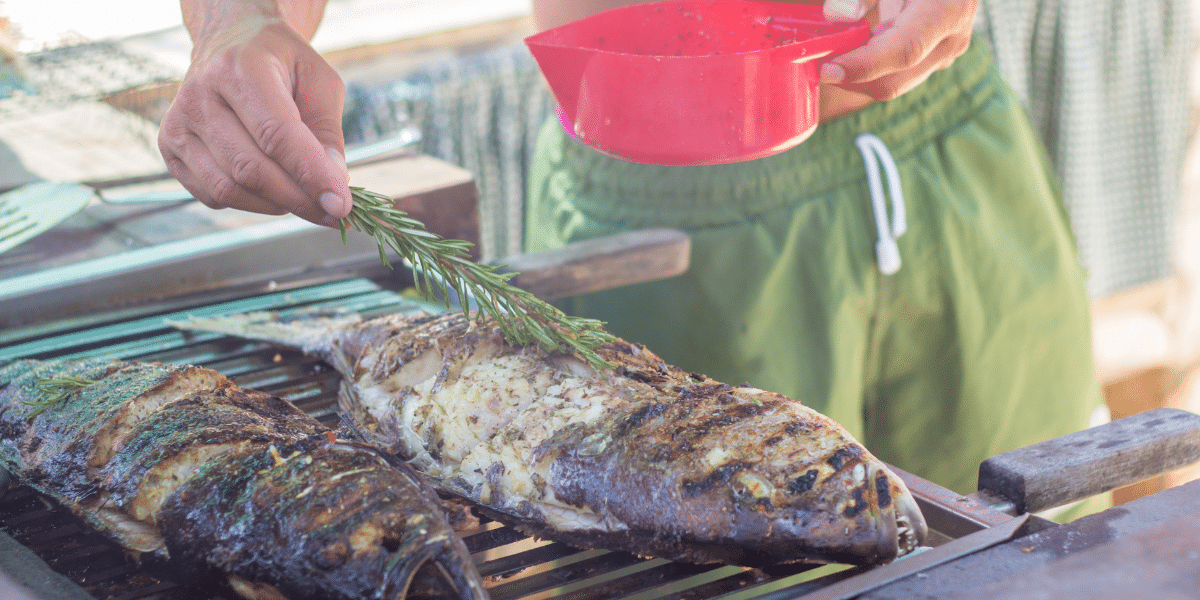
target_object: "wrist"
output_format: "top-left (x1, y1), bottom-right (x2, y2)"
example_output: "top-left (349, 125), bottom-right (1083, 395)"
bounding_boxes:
top-left (184, 0), bottom-right (279, 59)
top-left (183, 0), bottom-right (326, 59)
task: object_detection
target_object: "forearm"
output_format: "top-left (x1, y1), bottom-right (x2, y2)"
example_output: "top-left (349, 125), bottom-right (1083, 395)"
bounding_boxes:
top-left (182, 0), bottom-right (328, 47)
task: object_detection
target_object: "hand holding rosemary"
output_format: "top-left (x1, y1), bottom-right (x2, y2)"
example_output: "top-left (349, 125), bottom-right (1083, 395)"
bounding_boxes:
top-left (341, 187), bottom-right (615, 369)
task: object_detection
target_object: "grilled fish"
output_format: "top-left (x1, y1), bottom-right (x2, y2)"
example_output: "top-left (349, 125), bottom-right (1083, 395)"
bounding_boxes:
top-left (0, 358), bottom-right (488, 600)
top-left (174, 310), bottom-right (928, 566)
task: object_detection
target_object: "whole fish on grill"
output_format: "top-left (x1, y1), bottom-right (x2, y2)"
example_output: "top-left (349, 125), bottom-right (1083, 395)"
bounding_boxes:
top-left (173, 309), bottom-right (929, 566)
top-left (0, 358), bottom-right (488, 600)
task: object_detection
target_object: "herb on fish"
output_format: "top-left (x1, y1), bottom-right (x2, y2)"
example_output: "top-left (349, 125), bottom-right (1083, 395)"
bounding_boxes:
top-left (340, 187), bottom-right (615, 369)
top-left (27, 376), bottom-right (96, 418)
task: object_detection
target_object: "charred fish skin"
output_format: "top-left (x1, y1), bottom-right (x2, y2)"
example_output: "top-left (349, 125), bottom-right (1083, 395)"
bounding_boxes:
top-left (526, 379), bottom-right (913, 566)
top-left (159, 437), bottom-right (481, 600)
top-left (0, 358), bottom-right (489, 600)
top-left (175, 310), bottom-right (928, 567)
top-left (549, 342), bottom-right (925, 565)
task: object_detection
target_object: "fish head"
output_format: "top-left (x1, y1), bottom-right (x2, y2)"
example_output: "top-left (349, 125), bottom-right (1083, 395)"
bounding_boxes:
top-left (738, 455), bottom-right (926, 564)
top-left (598, 384), bottom-right (930, 566)
top-left (663, 444), bottom-right (927, 566)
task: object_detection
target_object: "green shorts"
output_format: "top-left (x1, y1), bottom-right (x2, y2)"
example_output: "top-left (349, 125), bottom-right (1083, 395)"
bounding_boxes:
top-left (525, 36), bottom-right (1104, 499)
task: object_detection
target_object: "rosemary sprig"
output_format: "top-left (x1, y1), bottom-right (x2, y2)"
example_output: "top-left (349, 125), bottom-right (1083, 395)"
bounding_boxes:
top-left (340, 187), bottom-right (615, 369)
top-left (26, 376), bottom-right (96, 419)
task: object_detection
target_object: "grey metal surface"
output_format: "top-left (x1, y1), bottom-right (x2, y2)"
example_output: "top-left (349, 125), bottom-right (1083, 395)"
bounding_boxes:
top-left (0, 41), bottom-right (182, 121)
top-left (0, 532), bottom-right (94, 600)
top-left (0, 219), bottom-right (392, 331)
top-left (958, 513), bottom-right (1200, 600)
top-left (887, 465), bottom-right (1041, 543)
top-left (861, 477), bottom-right (1200, 599)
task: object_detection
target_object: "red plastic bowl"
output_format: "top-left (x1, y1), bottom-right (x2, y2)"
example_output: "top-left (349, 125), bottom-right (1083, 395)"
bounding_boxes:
top-left (525, 1), bottom-right (869, 166)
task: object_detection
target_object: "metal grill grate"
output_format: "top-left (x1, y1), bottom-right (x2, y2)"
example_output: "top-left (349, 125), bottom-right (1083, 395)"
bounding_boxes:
top-left (0, 278), bottom-right (953, 600)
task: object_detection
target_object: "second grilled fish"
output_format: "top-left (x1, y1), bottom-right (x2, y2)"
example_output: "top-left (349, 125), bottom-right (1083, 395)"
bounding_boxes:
top-left (0, 358), bottom-right (488, 600)
top-left (174, 309), bottom-right (928, 566)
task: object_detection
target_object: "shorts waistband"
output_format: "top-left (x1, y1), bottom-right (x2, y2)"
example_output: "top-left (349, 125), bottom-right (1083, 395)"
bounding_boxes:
top-left (554, 35), bottom-right (1002, 227)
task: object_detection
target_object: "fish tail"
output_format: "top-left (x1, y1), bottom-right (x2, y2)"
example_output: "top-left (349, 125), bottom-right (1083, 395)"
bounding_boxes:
top-left (167, 310), bottom-right (360, 355)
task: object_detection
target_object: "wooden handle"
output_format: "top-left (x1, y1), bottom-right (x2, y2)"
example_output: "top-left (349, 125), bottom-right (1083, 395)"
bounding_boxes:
top-left (494, 228), bottom-right (691, 301)
top-left (977, 407), bottom-right (1200, 514)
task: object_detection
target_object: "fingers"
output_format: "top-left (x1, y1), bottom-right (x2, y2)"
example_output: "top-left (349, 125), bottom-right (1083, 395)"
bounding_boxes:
top-left (224, 42), bottom-right (350, 219)
top-left (160, 100), bottom-right (333, 224)
top-left (826, 34), bottom-right (971, 99)
top-left (158, 21), bottom-right (350, 226)
top-left (825, 0), bottom-right (872, 22)
top-left (821, 0), bottom-right (978, 101)
top-left (162, 139), bottom-right (289, 217)
top-left (296, 57), bottom-right (351, 218)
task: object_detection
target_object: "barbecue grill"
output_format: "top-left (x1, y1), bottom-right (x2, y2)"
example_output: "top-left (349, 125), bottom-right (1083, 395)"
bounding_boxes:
top-left (4, 277), bottom-right (1200, 600)
top-left (2, 155), bottom-right (1199, 600)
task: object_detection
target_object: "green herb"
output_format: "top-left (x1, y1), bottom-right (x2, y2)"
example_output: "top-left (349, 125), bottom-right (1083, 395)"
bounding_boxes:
top-left (26, 376), bottom-right (96, 418)
top-left (340, 187), bottom-right (615, 369)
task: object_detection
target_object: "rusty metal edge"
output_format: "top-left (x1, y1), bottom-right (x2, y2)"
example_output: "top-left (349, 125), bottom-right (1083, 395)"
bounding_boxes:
top-left (793, 515), bottom-right (1031, 600)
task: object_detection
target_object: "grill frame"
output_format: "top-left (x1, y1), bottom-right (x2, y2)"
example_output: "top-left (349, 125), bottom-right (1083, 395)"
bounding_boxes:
top-left (0, 277), bottom-right (1043, 600)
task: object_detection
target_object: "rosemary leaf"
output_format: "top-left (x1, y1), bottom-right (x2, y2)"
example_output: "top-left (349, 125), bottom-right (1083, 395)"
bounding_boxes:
top-left (27, 376), bottom-right (96, 419)
top-left (341, 187), bottom-right (615, 369)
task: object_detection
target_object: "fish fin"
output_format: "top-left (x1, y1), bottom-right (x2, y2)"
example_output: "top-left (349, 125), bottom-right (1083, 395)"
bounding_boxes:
top-left (432, 545), bottom-right (491, 600)
top-left (334, 409), bottom-right (379, 446)
top-left (385, 538), bottom-right (488, 600)
top-left (166, 310), bottom-right (360, 355)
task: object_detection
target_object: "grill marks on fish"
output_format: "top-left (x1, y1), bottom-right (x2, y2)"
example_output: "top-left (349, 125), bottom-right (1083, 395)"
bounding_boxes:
top-left (0, 359), bottom-right (487, 600)
top-left (174, 310), bottom-right (929, 567)
top-left (682, 462), bottom-right (751, 498)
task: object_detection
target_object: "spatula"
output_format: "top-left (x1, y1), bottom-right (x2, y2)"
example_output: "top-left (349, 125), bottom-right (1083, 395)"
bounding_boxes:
top-left (0, 182), bottom-right (96, 255)
top-left (0, 128), bottom-right (422, 255)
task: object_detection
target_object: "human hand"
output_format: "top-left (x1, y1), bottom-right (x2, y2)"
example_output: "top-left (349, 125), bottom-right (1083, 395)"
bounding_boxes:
top-left (820, 0), bottom-right (978, 101)
top-left (158, 9), bottom-right (350, 227)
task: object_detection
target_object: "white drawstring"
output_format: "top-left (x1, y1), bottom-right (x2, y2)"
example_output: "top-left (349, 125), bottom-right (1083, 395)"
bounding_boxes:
top-left (854, 133), bottom-right (906, 275)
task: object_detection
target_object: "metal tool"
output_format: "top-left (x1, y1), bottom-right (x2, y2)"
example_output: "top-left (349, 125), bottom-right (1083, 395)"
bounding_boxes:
top-left (0, 128), bottom-right (421, 255)
top-left (0, 183), bottom-right (96, 256)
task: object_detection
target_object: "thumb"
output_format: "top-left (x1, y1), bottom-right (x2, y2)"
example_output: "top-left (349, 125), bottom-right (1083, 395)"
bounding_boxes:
top-left (824, 0), bottom-right (873, 22)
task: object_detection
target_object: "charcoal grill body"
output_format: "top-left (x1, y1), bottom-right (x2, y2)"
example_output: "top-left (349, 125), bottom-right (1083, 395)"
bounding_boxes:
top-left (2, 279), bottom-right (1199, 600)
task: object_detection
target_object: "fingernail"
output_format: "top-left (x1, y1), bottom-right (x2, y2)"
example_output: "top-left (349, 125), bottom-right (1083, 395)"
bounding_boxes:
top-left (320, 192), bottom-right (349, 218)
top-left (821, 63), bottom-right (846, 84)
top-left (326, 146), bottom-right (348, 178)
top-left (825, 0), bottom-right (865, 21)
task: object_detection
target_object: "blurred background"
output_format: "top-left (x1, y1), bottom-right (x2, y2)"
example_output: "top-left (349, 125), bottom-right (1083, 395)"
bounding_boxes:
top-left (0, 0), bottom-right (1198, 501)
